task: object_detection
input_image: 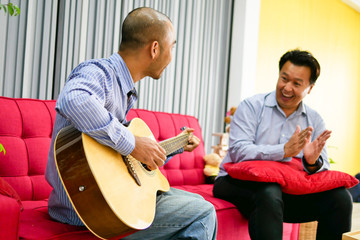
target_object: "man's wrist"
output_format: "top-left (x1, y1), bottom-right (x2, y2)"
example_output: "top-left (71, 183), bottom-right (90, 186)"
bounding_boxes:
top-left (303, 155), bottom-right (323, 167)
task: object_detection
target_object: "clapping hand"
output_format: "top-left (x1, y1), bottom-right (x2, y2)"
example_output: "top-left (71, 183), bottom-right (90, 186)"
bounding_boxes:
top-left (303, 129), bottom-right (332, 164)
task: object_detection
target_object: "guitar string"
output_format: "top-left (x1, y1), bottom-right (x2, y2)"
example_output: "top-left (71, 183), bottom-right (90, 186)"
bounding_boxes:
top-left (160, 137), bottom-right (188, 153)
top-left (160, 134), bottom-right (190, 154)
top-left (160, 134), bottom-right (188, 146)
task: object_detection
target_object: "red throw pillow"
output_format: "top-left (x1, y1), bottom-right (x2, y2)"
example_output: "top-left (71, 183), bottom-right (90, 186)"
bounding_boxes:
top-left (0, 177), bottom-right (23, 210)
top-left (224, 158), bottom-right (359, 195)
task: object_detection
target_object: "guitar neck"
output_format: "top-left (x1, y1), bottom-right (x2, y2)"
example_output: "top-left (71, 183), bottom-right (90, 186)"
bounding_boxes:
top-left (159, 133), bottom-right (190, 156)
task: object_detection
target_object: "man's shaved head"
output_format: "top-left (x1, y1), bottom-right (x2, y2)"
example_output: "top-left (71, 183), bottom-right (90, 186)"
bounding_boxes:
top-left (119, 7), bottom-right (172, 51)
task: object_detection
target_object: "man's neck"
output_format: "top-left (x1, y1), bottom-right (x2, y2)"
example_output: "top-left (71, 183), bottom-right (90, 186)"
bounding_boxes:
top-left (118, 50), bottom-right (146, 83)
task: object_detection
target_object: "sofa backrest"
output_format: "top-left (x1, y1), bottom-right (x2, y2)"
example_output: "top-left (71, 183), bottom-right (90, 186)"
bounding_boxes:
top-left (0, 97), bottom-right (206, 201)
top-left (0, 97), bottom-right (55, 201)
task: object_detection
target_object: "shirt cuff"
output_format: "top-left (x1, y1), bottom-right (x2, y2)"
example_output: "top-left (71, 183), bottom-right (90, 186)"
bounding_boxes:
top-left (266, 143), bottom-right (287, 160)
top-left (167, 148), bottom-right (184, 157)
top-left (114, 127), bottom-right (135, 156)
top-left (164, 148), bottom-right (184, 165)
top-left (302, 155), bottom-right (324, 174)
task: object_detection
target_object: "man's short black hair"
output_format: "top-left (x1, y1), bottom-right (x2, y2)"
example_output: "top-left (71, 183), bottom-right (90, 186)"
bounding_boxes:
top-left (279, 49), bottom-right (321, 85)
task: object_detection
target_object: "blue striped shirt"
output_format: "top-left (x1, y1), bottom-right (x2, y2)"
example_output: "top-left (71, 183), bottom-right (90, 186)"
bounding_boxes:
top-left (218, 91), bottom-right (330, 178)
top-left (45, 53), bottom-right (139, 225)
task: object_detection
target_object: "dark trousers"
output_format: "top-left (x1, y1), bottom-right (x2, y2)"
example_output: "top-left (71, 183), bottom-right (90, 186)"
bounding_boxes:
top-left (213, 175), bottom-right (353, 240)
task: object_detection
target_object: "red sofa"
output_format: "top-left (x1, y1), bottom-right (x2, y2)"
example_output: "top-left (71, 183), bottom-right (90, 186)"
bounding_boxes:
top-left (0, 96), bottom-right (300, 240)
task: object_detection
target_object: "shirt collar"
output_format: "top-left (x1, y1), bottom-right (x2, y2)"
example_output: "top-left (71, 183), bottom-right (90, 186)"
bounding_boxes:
top-left (265, 91), bottom-right (306, 116)
top-left (265, 91), bottom-right (278, 108)
top-left (109, 53), bottom-right (138, 98)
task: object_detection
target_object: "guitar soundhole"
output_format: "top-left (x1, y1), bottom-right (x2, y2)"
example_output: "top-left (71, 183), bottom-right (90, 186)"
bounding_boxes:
top-left (142, 163), bottom-right (151, 171)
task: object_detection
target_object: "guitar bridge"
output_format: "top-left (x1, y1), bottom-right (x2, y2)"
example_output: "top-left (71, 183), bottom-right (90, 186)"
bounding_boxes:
top-left (123, 155), bottom-right (141, 186)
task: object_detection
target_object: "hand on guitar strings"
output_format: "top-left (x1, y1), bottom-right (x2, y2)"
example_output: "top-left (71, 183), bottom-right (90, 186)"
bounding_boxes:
top-left (182, 128), bottom-right (200, 152)
top-left (131, 136), bottom-right (166, 170)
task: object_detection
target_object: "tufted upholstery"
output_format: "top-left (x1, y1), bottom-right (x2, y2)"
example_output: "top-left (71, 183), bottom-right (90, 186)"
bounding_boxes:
top-left (0, 97), bottom-right (55, 201)
top-left (0, 96), bottom-right (300, 240)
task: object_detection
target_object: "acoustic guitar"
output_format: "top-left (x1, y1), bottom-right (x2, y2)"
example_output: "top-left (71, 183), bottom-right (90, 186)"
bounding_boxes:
top-left (54, 118), bottom-right (191, 239)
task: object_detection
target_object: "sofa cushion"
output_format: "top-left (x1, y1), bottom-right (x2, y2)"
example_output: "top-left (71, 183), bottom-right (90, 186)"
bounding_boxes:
top-left (20, 201), bottom-right (97, 240)
top-left (224, 158), bottom-right (359, 195)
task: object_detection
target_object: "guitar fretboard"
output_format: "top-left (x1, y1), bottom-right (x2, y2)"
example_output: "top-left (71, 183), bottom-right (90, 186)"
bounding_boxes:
top-left (159, 133), bottom-right (190, 156)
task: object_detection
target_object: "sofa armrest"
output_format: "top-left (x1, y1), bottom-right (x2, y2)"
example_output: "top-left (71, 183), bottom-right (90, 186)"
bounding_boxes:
top-left (0, 194), bottom-right (21, 240)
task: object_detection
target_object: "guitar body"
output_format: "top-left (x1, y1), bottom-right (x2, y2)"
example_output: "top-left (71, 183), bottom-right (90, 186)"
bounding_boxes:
top-left (54, 118), bottom-right (170, 239)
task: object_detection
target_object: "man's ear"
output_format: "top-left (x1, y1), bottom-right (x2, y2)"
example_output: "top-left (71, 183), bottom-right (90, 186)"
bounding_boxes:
top-left (307, 84), bottom-right (315, 94)
top-left (150, 41), bottom-right (160, 60)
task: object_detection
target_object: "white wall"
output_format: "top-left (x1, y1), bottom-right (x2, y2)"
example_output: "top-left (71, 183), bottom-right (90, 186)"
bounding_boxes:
top-left (227, 0), bottom-right (261, 108)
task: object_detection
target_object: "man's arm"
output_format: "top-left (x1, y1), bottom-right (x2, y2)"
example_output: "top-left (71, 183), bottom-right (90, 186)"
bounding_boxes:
top-left (227, 99), bottom-right (286, 163)
top-left (56, 65), bottom-right (136, 157)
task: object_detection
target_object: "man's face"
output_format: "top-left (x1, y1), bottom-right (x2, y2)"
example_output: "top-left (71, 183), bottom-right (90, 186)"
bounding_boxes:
top-left (276, 61), bottom-right (314, 117)
top-left (148, 21), bottom-right (176, 79)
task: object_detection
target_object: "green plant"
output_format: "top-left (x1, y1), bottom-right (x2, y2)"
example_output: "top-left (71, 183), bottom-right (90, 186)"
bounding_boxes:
top-left (0, 2), bottom-right (20, 16)
top-left (328, 145), bottom-right (337, 164)
top-left (0, 144), bottom-right (5, 155)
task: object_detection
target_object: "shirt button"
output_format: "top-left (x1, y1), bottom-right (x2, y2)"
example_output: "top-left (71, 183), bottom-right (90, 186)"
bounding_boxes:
top-left (281, 134), bottom-right (285, 137)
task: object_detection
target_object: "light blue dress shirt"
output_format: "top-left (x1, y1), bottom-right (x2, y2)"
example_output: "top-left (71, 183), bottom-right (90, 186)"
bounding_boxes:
top-left (218, 91), bottom-right (330, 178)
top-left (45, 53), bottom-right (139, 225)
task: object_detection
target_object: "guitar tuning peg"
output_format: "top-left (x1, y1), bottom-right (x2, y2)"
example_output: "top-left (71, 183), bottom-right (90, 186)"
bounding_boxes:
top-left (180, 126), bottom-right (187, 131)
